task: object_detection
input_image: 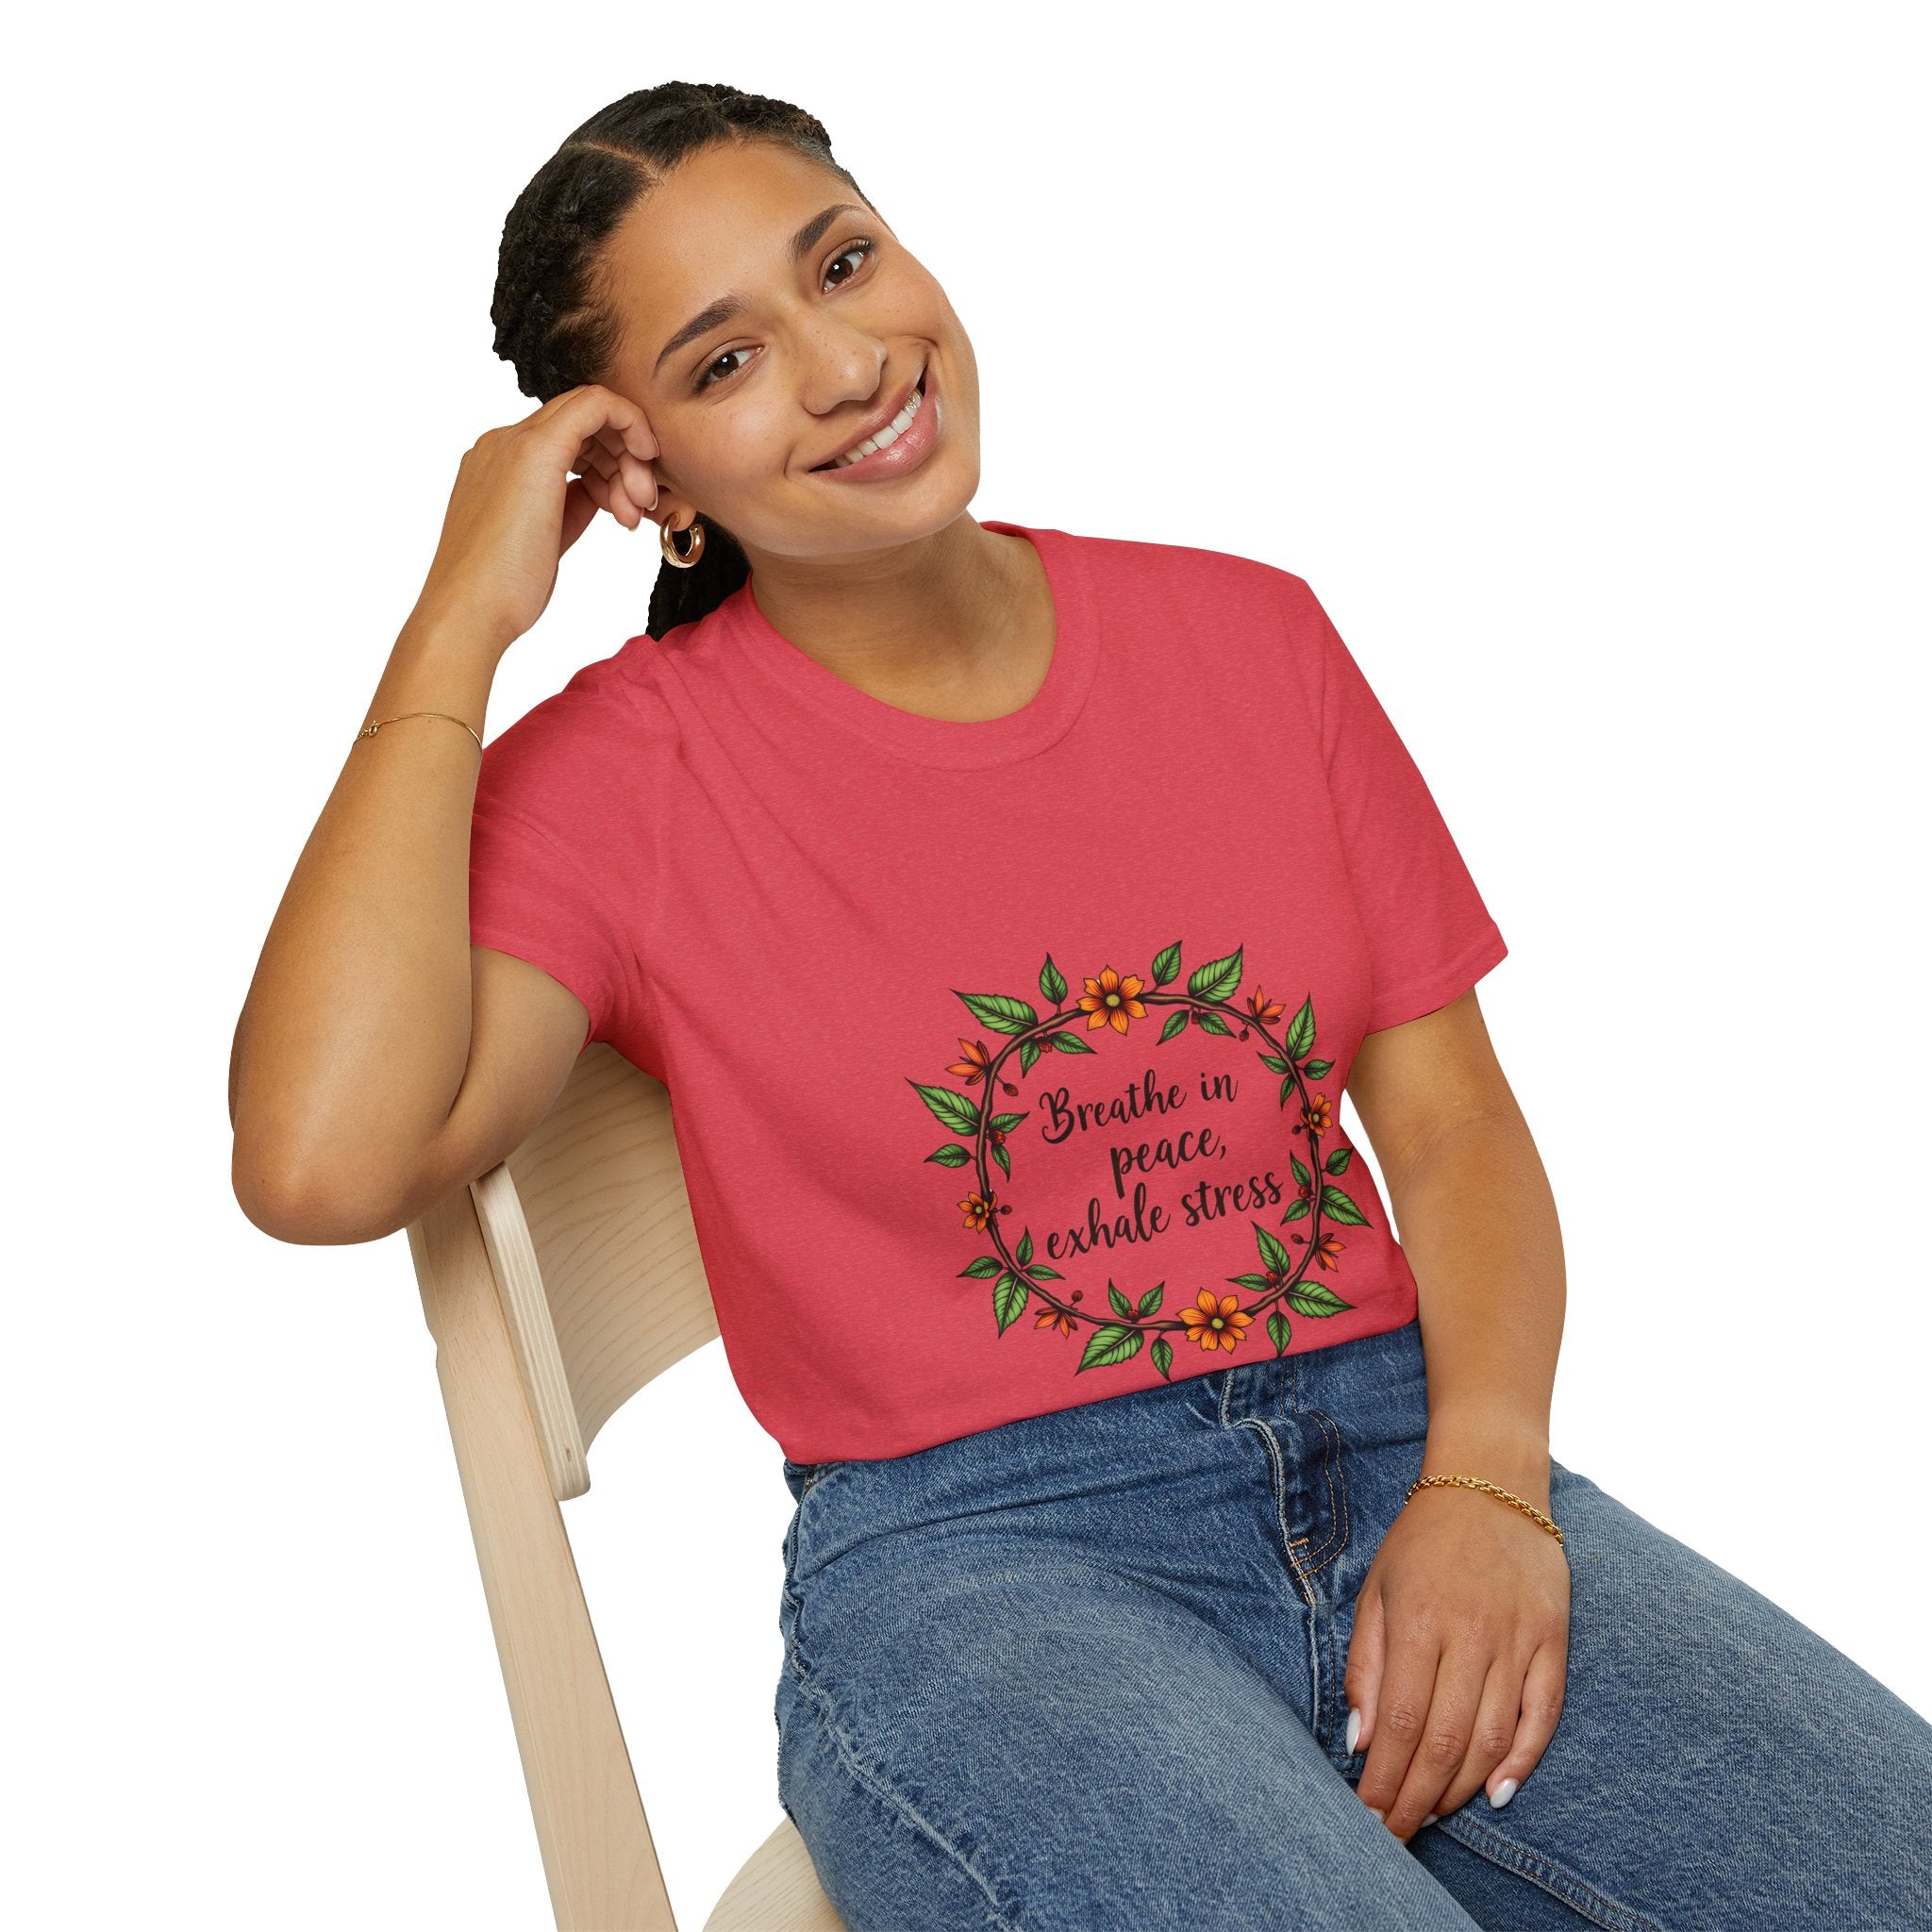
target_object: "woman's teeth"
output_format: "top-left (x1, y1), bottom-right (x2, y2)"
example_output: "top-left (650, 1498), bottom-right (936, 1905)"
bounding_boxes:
top-left (824, 377), bottom-right (924, 468)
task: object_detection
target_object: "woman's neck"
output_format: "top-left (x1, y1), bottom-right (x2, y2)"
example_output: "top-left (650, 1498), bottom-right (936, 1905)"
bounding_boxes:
top-left (741, 517), bottom-right (1055, 723)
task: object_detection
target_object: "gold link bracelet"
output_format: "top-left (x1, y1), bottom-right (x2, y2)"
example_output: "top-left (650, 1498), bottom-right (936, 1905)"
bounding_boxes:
top-left (355, 710), bottom-right (484, 752)
top-left (1407, 1474), bottom-right (1564, 1547)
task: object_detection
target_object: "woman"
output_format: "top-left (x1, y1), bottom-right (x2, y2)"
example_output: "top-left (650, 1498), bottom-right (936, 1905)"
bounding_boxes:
top-left (229, 82), bottom-right (1932, 1930)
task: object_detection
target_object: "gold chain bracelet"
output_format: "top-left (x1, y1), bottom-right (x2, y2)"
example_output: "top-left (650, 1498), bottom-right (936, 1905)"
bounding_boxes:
top-left (1407, 1474), bottom-right (1564, 1547)
top-left (355, 710), bottom-right (483, 752)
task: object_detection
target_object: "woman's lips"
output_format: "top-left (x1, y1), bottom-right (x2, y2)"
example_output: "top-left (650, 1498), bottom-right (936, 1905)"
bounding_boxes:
top-left (809, 363), bottom-right (941, 483)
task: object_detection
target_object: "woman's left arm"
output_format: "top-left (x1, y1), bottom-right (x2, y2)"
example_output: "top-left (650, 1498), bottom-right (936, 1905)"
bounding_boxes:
top-left (1341, 987), bottom-right (1571, 1841)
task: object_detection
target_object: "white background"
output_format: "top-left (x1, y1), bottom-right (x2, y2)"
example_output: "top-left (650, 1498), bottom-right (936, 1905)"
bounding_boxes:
top-left (8, 4), bottom-right (1927, 1926)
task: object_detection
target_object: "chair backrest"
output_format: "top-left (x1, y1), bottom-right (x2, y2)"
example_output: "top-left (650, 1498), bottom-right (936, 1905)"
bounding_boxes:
top-left (405, 1043), bottom-right (844, 1931)
top-left (460, 1041), bottom-right (718, 1501)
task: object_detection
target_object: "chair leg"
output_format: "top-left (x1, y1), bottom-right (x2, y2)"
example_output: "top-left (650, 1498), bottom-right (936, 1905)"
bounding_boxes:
top-left (410, 1189), bottom-right (679, 1932)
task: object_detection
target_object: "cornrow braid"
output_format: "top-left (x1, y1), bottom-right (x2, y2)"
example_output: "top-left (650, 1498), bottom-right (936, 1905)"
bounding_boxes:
top-left (491, 81), bottom-right (873, 639)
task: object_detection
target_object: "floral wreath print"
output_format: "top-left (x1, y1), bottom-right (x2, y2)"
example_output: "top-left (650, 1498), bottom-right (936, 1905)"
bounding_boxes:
top-left (906, 941), bottom-right (1371, 1381)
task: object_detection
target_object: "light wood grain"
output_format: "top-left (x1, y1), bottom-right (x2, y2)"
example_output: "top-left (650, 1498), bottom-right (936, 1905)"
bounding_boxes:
top-left (407, 1043), bottom-right (846, 1930)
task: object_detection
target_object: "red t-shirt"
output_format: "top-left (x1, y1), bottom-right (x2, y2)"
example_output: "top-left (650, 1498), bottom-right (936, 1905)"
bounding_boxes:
top-left (468, 522), bottom-right (1507, 1462)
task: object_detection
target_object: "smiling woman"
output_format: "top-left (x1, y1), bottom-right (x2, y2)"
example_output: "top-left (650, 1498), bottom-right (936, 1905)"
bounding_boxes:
top-left (490, 83), bottom-right (977, 646)
top-left (231, 73), bottom-right (1932, 1932)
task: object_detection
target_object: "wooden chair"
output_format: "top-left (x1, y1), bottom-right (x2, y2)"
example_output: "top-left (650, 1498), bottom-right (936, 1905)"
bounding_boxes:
top-left (404, 1041), bottom-right (848, 1931)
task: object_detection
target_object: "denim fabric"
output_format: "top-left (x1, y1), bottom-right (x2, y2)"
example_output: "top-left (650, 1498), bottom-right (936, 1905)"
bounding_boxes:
top-left (774, 1317), bottom-right (1932, 1930)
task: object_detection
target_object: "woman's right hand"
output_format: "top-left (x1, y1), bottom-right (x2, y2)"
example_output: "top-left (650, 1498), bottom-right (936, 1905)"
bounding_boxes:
top-left (410, 383), bottom-right (661, 656)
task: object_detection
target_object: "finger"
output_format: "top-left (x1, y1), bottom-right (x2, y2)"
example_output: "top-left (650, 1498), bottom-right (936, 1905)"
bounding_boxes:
top-left (1341, 1581), bottom-right (1387, 1763)
top-left (1433, 1649), bottom-right (1524, 1821)
top-left (574, 462), bottom-right (642, 532)
top-left (615, 450), bottom-right (658, 514)
top-left (543, 385), bottom-right (659, 469)
top-left (1354, 1620), bottom-right (1442, 1829)
top-left (1383, 1638), bottom-right (1490, 1840)
top-left (1484, 1633), bottom-right (1568, 1810)
top-left (574, 439), bottom-right (619, 482)
top-left (558, 475), bottom-right (599, 557)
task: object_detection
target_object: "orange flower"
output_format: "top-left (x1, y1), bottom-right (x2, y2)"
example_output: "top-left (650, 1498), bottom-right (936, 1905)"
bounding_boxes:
top-left (1035, 1305), bottom-right (1074, 1338)
top-left (958, 1191), bottom-right (999, 1231)
top-left (1247, 987), bottom-right (1285, 1025)
top-left (1303, 1092), bottom-right (1333, 1137)
top-left (1176, 1289), bottom-right (1252, 1353)
top-left (947, 1038), bottom-right (993, 1085)
top-left (1079, 966), bottom-right (1148, 1035)
top-left (1312, 1232), bottom-right (1345, 1271)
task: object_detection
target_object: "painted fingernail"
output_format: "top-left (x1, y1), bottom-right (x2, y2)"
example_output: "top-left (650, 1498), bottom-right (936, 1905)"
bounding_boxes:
top-left (1488, 1777), bottom-right (1519, 1808)
top-left (1344, 1707), bottom-right (1361, 1754)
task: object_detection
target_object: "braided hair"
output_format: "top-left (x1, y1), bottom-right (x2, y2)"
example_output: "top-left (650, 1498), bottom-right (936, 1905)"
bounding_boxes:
top-left (491, 82), bottom-right (873, 639)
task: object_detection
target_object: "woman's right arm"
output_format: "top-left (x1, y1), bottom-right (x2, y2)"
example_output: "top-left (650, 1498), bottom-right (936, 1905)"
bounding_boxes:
top-left (228, 386), bottom-right (659, 1246)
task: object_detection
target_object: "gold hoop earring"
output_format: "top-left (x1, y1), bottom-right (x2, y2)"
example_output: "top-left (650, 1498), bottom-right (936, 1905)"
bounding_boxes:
top-left (659, 515), bottom-right (705, 569)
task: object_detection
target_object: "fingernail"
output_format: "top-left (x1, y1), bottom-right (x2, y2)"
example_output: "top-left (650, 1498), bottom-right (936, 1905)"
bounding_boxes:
top-left (1344, 1707), bottom-right (1361, 1754)
top-left (1367, 1807), bottom-right (1385, 1823)
top-left (1423, 1812), bottom-right (1441, 1825)
top-left (1488, 1777), bottom-right (1519, 1808)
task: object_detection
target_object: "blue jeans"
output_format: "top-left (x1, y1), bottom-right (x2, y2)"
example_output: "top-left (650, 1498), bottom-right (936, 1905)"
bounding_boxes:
top-left (774, 1317), bottom-right (1932, 1929)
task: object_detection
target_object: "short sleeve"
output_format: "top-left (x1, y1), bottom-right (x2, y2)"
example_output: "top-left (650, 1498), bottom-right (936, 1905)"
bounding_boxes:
top-left (464, 666), bottom-right (644, 1052)
top-left (1291, 576), bottom-right (1508, 1033)
top-left (468, 799), bottom-right (631, 1048)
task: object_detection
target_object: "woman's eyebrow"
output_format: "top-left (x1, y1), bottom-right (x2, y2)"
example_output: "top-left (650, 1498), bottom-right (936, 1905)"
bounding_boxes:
top-left (652, 202), bottom-right (870, 376)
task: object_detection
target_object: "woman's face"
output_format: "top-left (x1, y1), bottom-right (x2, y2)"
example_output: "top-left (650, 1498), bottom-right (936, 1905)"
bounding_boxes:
top-left (594, 140), bottom-right (980, 565)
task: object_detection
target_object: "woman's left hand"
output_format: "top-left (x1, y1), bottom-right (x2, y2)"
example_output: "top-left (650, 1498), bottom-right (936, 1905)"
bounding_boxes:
top-left (1343, 1481), bottom-right (1572, 1840)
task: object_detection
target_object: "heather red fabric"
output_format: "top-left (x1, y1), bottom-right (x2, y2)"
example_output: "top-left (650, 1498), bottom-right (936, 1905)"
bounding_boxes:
top-left (468, 523), bottom-right (1507, 1462)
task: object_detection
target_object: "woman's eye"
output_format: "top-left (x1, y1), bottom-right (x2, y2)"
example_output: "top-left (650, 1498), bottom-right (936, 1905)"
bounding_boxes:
top-left (695, 345), bottom-right (752, 391)
top-left (693, 242), bottom-right (876, 391)
top-left (824, 239), bottom-right (875, 291)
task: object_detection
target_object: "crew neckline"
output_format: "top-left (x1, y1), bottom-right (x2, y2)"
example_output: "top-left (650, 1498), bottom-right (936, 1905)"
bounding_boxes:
top-left (720, 520), bottom-right (1100, 771)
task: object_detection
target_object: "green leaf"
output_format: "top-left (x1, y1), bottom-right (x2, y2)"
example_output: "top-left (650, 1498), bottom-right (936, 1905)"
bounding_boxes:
top-left (992, 1272), bottom-right (1030, 1333)
top-left (1040, 954), bottom-right (1068, 1005)
top-left (957, 991), bottom-right (1040, 1036)
top-left (1187, 945), bottom-right (1243, 1003)
top-left (1076, 1324), bottom-right (1145, 1374)
top-left (1284, 995), bottom-right (1316, 1060)
top-left (1282, 1198), bottom-right (1311, 1222)
top-left (959, 1256), bottom-right (1004, 1278)
top-left (1159, 1009), bottom-right (1190, 1043)
top-left (908, 1079), bottom-right (981, 1136)
top-left (1253, 1223), bottom-right (1293, 1274)
top-left (1278, 1074), bottom-right (1299, 1110)
top-left (1024, 1262), bottom-right (1063, 1281)
top-left (1016, 1226), bottom-right (1035, 1266)
top-left (1225, 1272), bottom-right (1274, 1291)
top-left (1320, 1183), bottom-right (1370, 1227)
top-left (1108, 1282), bottom-right (1133, 1318)
top-left (1151, 941), bottom-right (1183, 986)
top-left (1325, 1147), bottom-right (1354, 1174)
top-left (1019, 1039), bottom-right (1041, 1074)
top-left (1268, 1310), bottom-right (1292, 1357)
top-left (1257, 1052), bottom-right (1291, 1074)
top-left (925, 1143), bottom-right (973, 1167)
top-left (1304, 1058), bottom-right (1333, 1078)
top-left (1136, 1281), bottom-right (1165, 1316)
top-left (1291, 1155), bottom-right (1312, 1187)
top-left (1284, 1278), bottom-right (1354, 1318)
top-left (992, 1141), bottom-right (1011, 1179)
top-left (1195, 1010), bottom-right (1234, 1037)
top-left (1051, 1030), bottom-right (1097, 1054)
top-left (991, 1112), bottom-right (1028, 1132)
top-left (1151, 1337), bottom-right (1174, 1380)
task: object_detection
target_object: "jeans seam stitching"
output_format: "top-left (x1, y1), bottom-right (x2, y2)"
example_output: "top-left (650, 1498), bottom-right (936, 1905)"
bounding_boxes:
top-left (791, 1665), bottom-right (1026, 1932)
top-left (1294, 1407), bottom-right (1351, 1576)
top-left (1436, 1812), bottom-right (1669, 1932)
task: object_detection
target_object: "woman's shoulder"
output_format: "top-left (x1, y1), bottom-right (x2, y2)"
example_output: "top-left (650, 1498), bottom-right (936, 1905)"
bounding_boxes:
top-left (1056, 525), bottom-right (1320, 610)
